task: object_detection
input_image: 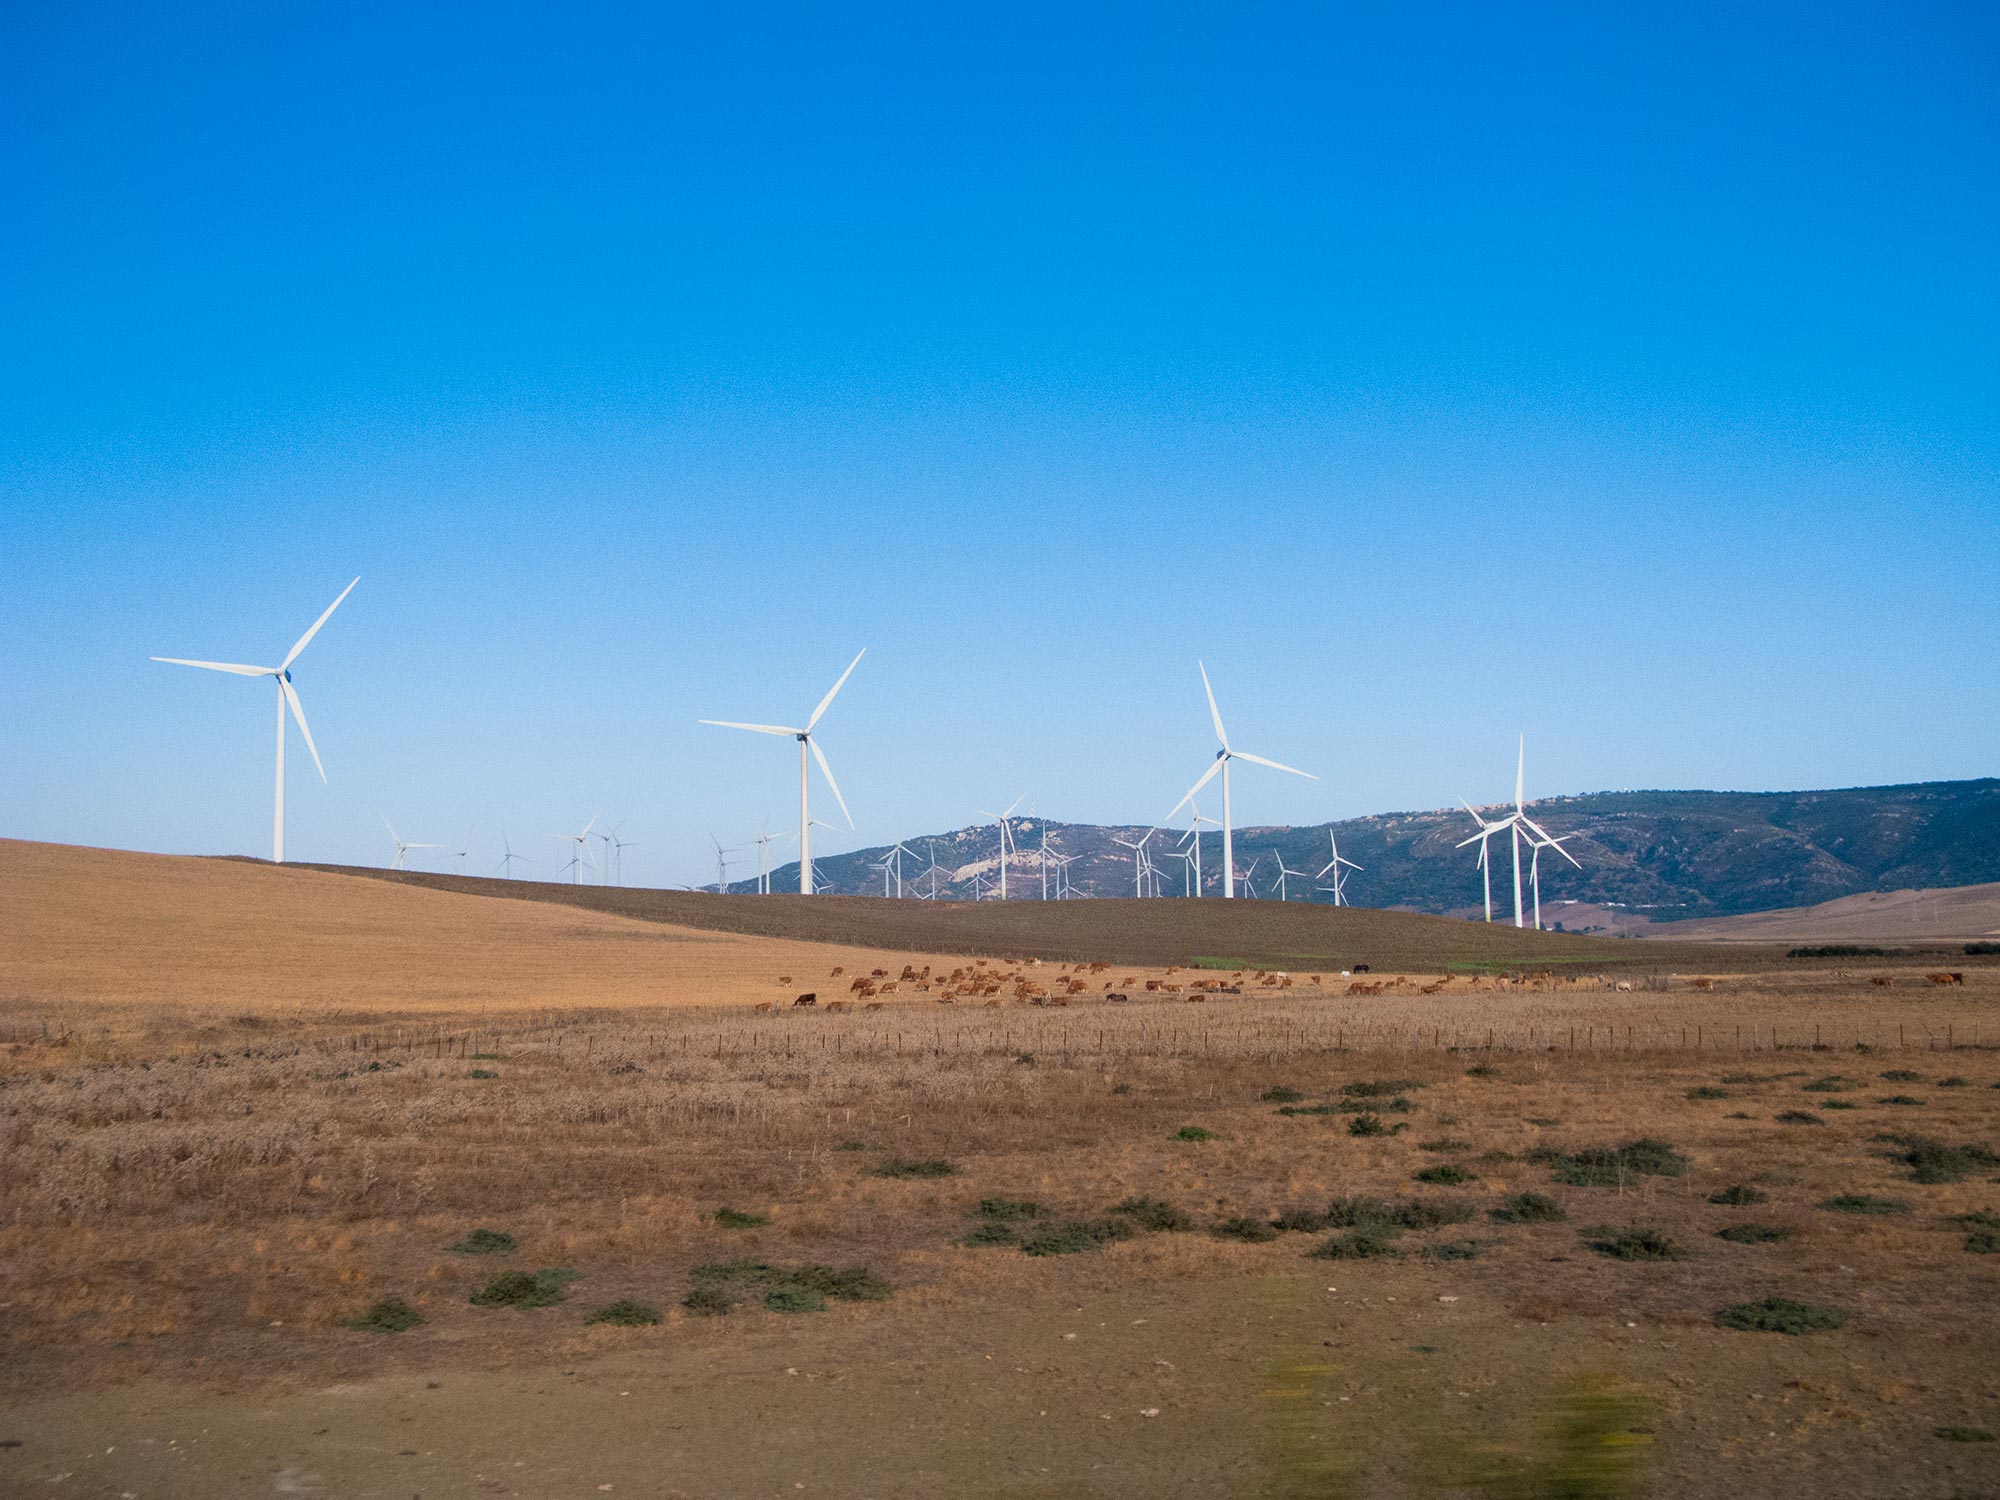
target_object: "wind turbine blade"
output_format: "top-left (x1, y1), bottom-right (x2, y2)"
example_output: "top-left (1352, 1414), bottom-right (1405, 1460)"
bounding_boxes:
top-left (1003, 794), bottom-right (1024, 817)
top-left (279, 677), bottom-right (327, 781)
top-left (807, 648), bottom-right (866, 730)
top-left (1196, 661), bottom-right (1229, 749)
top-left (1165, 757), bottom-right (1225, 820)
top-left (810, 739), bottom-right (854, 828)
top-left (281, 576), bottom-right (359, 670)
top-left (383, 816), bottom-right (400, 843)
top-left (1230, 749), bottom-right (1317, 780)
top-left (151, 657), bottom-right (276, 676)
top-left (699, 720), bottom-right (801, 737)
top-left (1516, 734), bottom-right (1525, 812)
top-left (1317, 859), bottom-right (1336, 877)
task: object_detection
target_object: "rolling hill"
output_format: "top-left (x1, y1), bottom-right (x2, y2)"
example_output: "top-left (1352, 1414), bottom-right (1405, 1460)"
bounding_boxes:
top-left (733, 778), bottom-right (2000, 926)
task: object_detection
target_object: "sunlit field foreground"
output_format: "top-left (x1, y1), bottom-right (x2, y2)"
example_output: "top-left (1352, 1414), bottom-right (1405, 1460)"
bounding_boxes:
top-left (3, 842), bottom-right (1998, 1498)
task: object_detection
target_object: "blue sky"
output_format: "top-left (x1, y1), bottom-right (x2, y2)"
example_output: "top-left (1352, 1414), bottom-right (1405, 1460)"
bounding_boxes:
top-left (3, 2), bottom-right (1995, 887)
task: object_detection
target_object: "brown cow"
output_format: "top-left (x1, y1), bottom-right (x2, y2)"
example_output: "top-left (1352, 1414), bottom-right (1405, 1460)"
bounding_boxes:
top-left (1870, 976), bottom-right (1895, 988)
top-left (793, 993), bottom-right (818, 1007)
top-left (1926, 972), bottom-right (1965, 985)
top-left (826, 1000), bottom-right (851, 1013)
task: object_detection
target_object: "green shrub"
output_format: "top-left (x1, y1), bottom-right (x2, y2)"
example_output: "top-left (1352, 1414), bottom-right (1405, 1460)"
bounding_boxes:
top-left (470, 1269), bottom-right (577, 1309)
top-left (1936, 1076), bottom-right (1968, 1088)
top-left (1020, 1218), bottom-right (1136, 1256)
top-left (1936, 1426), bottom-right (1996, 1443)
top-left (833, 1139), bottom-right (871, 1151)
top-left (1686, 1086), bottom-right (1729, 1101)
top-left (1715, 1224), bottom-right (1792, 1244)
top-left (960, 1221), bottom-right (1018, 1247)
top-left (713, 1207), bottom-right (768, 1229)
top-left (1707, 1185), bottom-right (1766, 1206)
top-left (588, 1299), bottom-right (662, 1327)
top-left (1821, 1099), bottom-right (1859, 1110)
top-left (1879, 1069), bottom-right (1923, 1082)
top-left (974, 1196), bottom-right (1044, 1222)
top-left (1714, 1298), bottom-right (1845, 1334)
top-left (1172, 1125), bottom-right (1216, 1142)
top-left (1341, 1078), bottom-right (1424, 1097)
top-left (1464, 1064), bottom-right (1499, 1079)
top-left (1213, 1216), bottom-right (1280, 1243)
top-left (1114, 1197), bottom-right (1194, 1232)
top-left (1586, 1227), bottom-right (1689, 1262)
top-left (1490, 1192), bottom-right (1566, 1224)
top-left (1419, 1137), bottom-right (1473, 1153)
top-left (1963, 1229), bottom-right (2000, 1254)
top-left (1397, 1198), bottom-right (1479, 1231)
top-left (1422, 1239), bottom-right (1484, 1261)
top-left (468, 1068), bottom-right (498, 1079)
top-left (681, 1283), bottom-right (738, 1316)
top-left (690, 1258), bottom-right (775, 1282)
top-left (789, 1265), bottom-right (893, 1302)
top-left (1271, 1206), bottom-right (1332, 1233)
top-left (1308, 1229), bottom-right (1401, 1259)
top-left (1260, 1085), bottom-right (1306, 1103)
top-left (1533, 1139), bottom-right (1690, 1187)
top-left (342, 1296), bottom-right (423, 1333)
top-left (1336, 1095), bottom-right (1416, 1114)
top-left (1788, 945), bottom-right (1892, 958)
top-left (1415, 1164), bottom-right (1477, 1186)
top-left (1874, 1095), bottom-right (1926, 1108)
top-left (1277, 1103), bottom-right (1336, 1116)
top-left (1819, 1195), bottom-right (1907, 1215)
top-left (1774, 1110), bottom-right (1824, 1125)
top-left (1880, 1135), bottom-right (2000, 1184)
top-left (1801, 1076), bottom-right (1858, 1093)
top-left (763, 1286), bottom-right (826, 1313)
top-left (1966, 942), bottom-right (2000, 956)
top-left (447, 1228), bottom-right (517, 1256)
top-left (1348, 1113), bottom-right (1391, 1137)
top-left (868, 1156), bottom-right (955, 1179)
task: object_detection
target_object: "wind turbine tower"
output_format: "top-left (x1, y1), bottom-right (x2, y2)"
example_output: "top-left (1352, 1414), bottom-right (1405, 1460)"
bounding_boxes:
top-left (1165, 663), bottom-right (1316, 898)
top-left (700, 650), bottom-right (864, 894)
top-left (150, 576), bottom-right (359, 863)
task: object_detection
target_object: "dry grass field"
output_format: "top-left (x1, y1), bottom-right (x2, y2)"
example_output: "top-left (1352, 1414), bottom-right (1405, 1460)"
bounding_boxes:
top-left (3, 840), bottom-right (1998, 1498)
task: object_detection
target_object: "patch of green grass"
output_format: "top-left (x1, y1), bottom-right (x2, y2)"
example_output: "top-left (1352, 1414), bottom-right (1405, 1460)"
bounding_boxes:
top-left (1936, 1426), bottom-right (1996, 1443)
top-left (1801, 1075), bottom-right (1859, 1093)
top-left (959, 1221), bottom-right (1018, 1247)
top-left (1341, 1078), bottom-right (1424, 1098)
top-left (1260, 1085), bottom-right (1306, 1103)
top-left (1686, 1085), bottom-right (1729, 1101)
top-left (1415, 1164), bottom-right (1477, 1186)
top-left (341, 1296), bottom-right (423, 1333)
top-left (1422, 1239), bottom-right (1485, 1261)
top-left (789, 1265), bottom-right (893, 1301)
top-left (1277, 1103), bottom-right (1337, 1117)
top-left (1874, 1095), bottom-right (1926, 1108)
top-left (1586, 1227), bottom-right (1690, 1262)
top-left (832, 1139), bottom-right (871, 1151)
top-left (468, 1068), bottom-right (499, 1079)
top-left (1714, 1298), bottom-right (1846, 1334)
top-left (1707, 1185), bottom-right (1767, 1206)
top-left (1020, 1218), bottom-right (1137, 1256)
top-left (1172, 1125), bottom-right (1217, 1142)
top-left (1419, 1137), bottom-right (1473, 1153)
top-left (1819, 1194), bottom-right (1907, 1215)
top-left (1715, 1224), bottom-right (1793, 1244)
top-left (1720, 1073), bottom-right (1770, 1085)
top-left (868, 1156), bottom-right (955, 1179)
top-left (1115, 1197), bottom-right (1194, 1232)
top-left (974, 1196), bottom-right (1044, 1222)
top-left (1336, 1095), bottom-right (1416, 1115)
top-left (587, 1299), bottom-right (662, 1327)
top-left (1936, 1076), bottom-right (1969, 1088)
top-left (1464, 1065), bottom-right (1499, 1079)
top-left (469, 1268), bottom-right (577, 1309)
top-left (1820, 1099), bottom-right (1859, 1110)
top-left (1880, 1135), bottom-right (2000, 1184)
top-left (1308, 1228), bottom-right (1402, 1259)
top-left (1399, 1197), bottom-right (1480, 1230)
top-left (1531, 1139), bottom-right (1690, 1187)
top-left (1879, 1069), bottom-right (1924, 1082)
top-left (681, 1283), bottom-right (738, 1316)
top-left (763, 1286), bottom-right (826, 1313)
top-left (1490, 1192), bottom-right (1567, 1224)
top-left (1212, 1216), bottom-right (1280, 1243)
top-left (713, 1207), bottom-right (768, 1229)
top-left (1348, 1112), bottom-right (1405, 1137)
top-left (1271, 1206), bottom-right (1332, 1233)
top-left (447, 1228), bottom-right (517, 1256)
top-left (1774, 1110), bottom-right (1824, 1125)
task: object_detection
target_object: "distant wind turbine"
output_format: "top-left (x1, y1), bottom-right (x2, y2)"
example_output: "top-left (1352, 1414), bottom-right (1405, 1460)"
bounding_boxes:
top-left (700, 650), bottom-right (865, 895)
top-left (383, 816), bottom-right (441, 872)
top-left (151, 576), bottom-right (359, 863)
top-left (552, 816), bottom-right (598, 886)
top-left (1165, 663), bottom-right (1316, 898)
top-left (1316, 832), bottom-right (1363, 907)
top-left (977, 796), bottom-right (1025, 900)
top-left (495, 832), bottom-right (532, 879)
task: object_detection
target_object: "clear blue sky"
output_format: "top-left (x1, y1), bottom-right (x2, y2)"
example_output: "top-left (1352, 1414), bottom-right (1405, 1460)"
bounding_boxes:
top-left (3, 2), bottom-right (1995, 888)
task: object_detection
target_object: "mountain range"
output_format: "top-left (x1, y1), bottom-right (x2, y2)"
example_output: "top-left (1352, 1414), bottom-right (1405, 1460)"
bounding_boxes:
top-left (729, 778), bottom-right (2000, 929)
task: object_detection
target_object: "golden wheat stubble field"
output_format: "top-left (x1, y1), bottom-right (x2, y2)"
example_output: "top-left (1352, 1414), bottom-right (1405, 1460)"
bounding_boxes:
top-left (3, 841), bottom-right (1999, 1499)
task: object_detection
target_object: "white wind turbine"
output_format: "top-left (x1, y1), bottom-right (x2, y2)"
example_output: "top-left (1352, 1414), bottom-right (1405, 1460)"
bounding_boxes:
top-left (1164, 663), bottom-right (1317, 898)
top-left (1316, 831), bottom-right (1363, 907)
top-left (976, 796), bottom-right (1025, 900)
top-left (700, 650), bottom-right (864, 895)
top-left (383, 816), bottom-right (441, 871)
top-left (1456, 735), bottom-right (1539, 926)
top-left (151, 576), bottom-right (359, 863)
top-left (1112, 830), bottom-right (1160, 898)
top-left (708, 834), bottom-right (745, 894)
top-left (552, 816), bottom-right (597, 886)
top-left (1237, 855), bottom-right (1261, 899)
top-left (752, 827), bottom-right (795, 895)
top-left (607, 826), bottom-right (638, 886)
top-left (1522, 825), bottom-right (1581, 930)
top-left (1272, 851), bottom-right (1313, 902)
top-left (495, 832), bottom-right (532, 879)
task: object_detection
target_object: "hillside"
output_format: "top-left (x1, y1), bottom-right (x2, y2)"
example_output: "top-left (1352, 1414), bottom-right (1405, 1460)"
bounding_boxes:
top-left (1639, 880), bottom-right (2000, 945)
top-left (314, 862), bottom-right (1761, 972)
top-left (737, 778), bottom-right (2000, 924)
